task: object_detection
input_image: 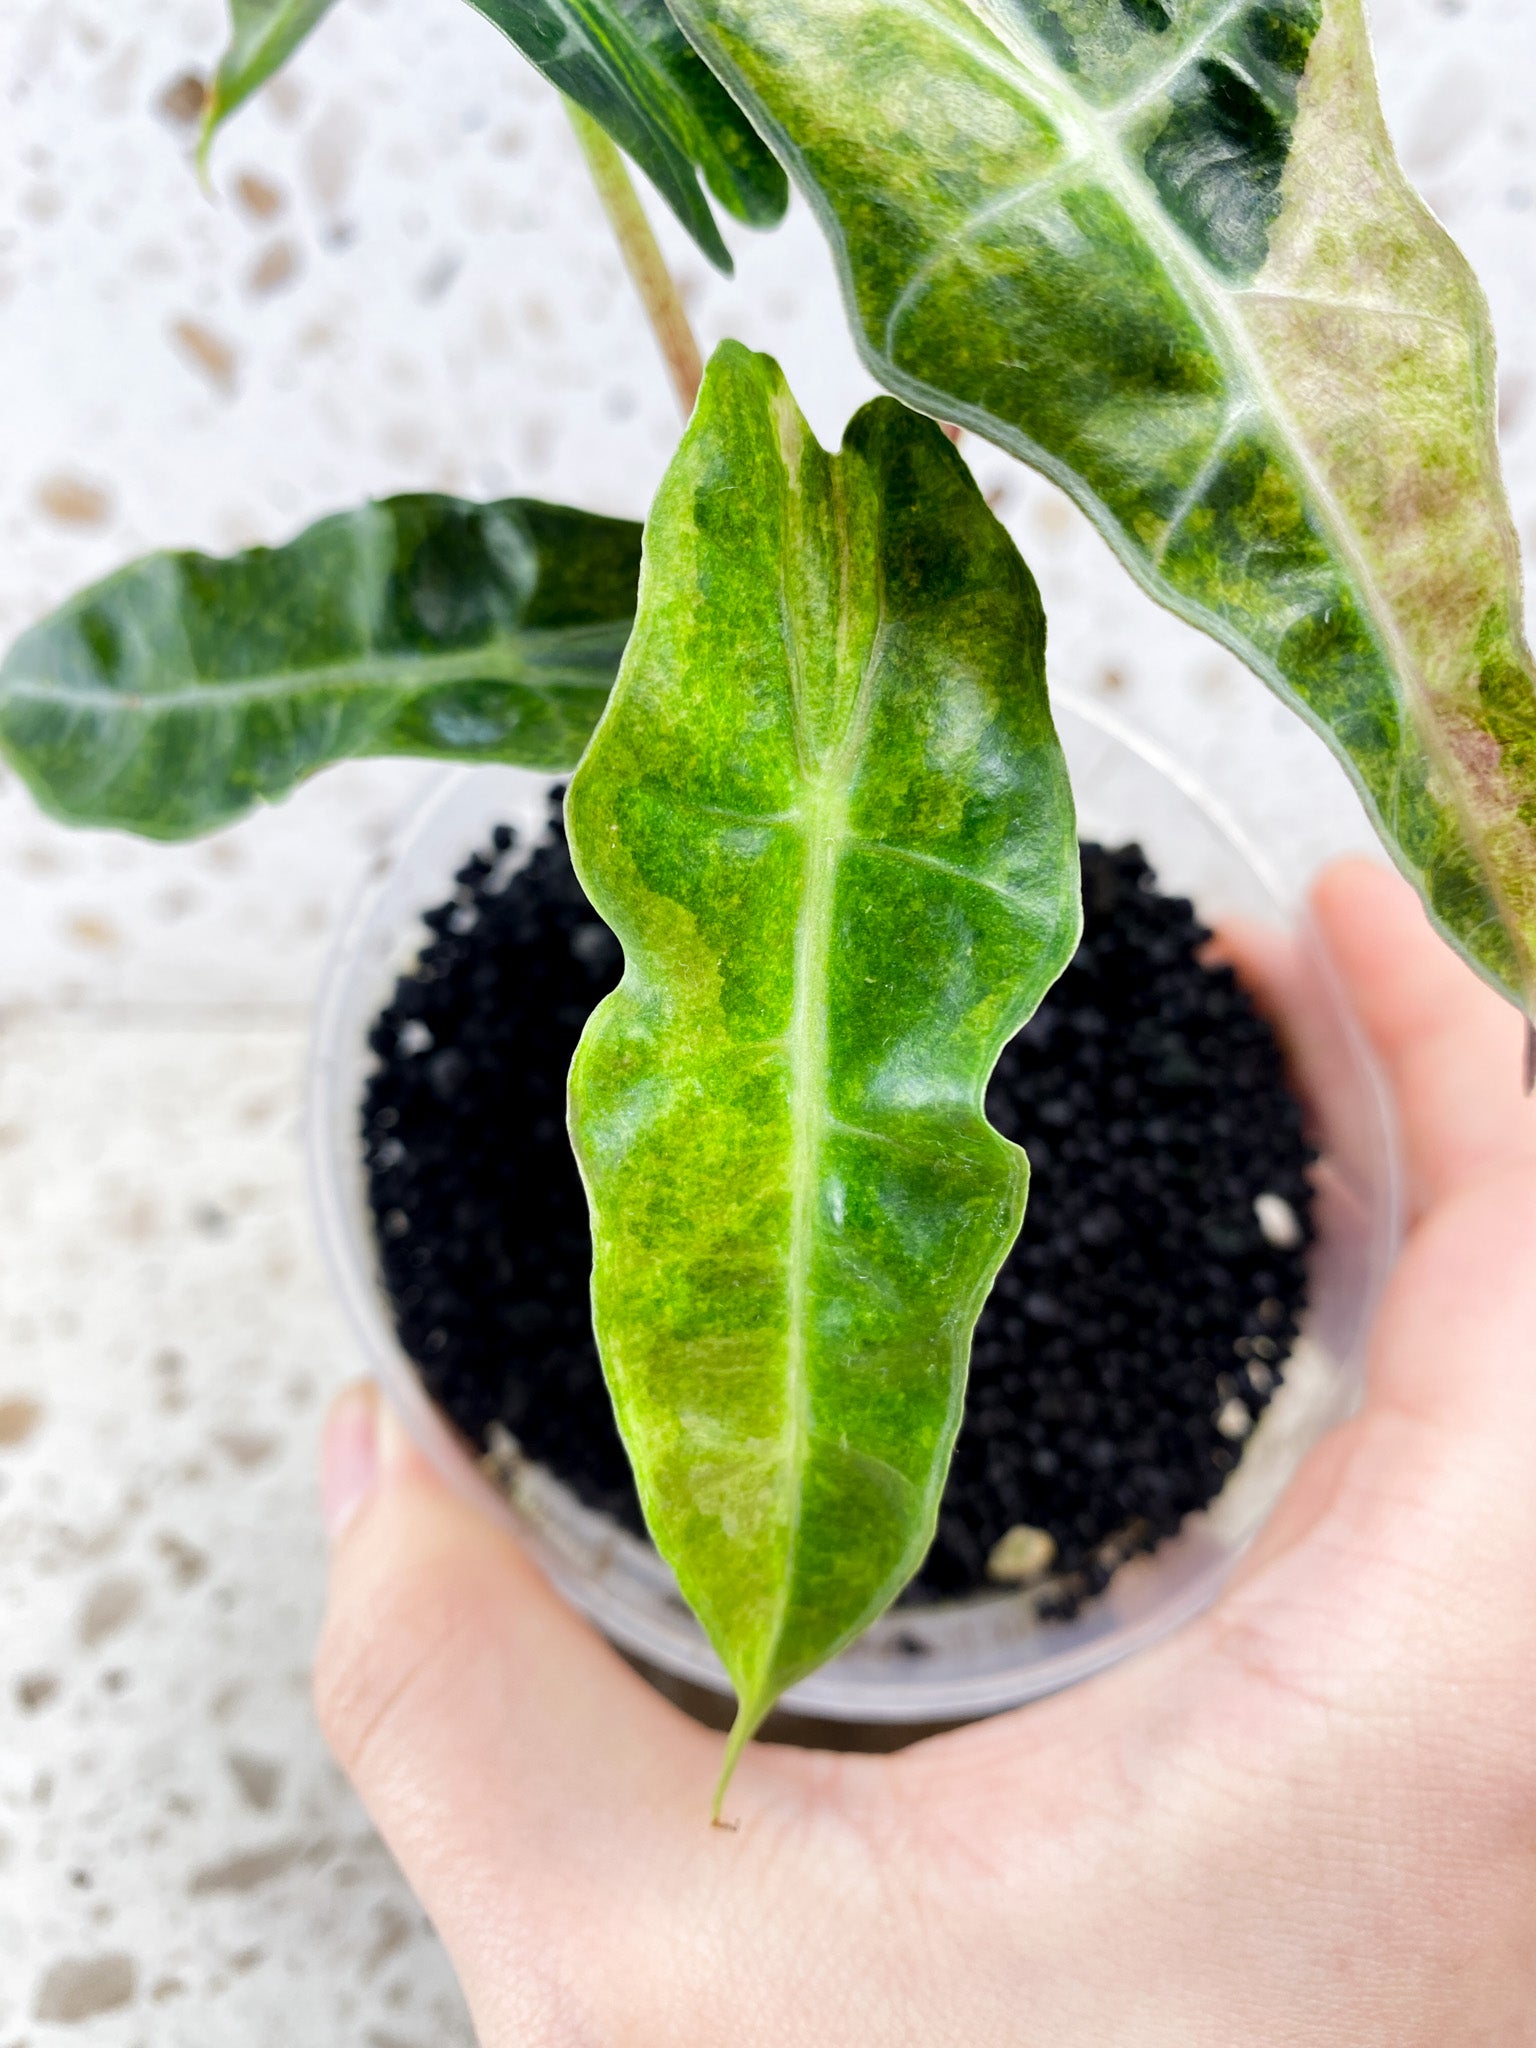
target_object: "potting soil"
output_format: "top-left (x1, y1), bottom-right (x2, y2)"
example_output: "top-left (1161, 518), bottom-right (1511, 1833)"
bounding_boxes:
top-left (363, 799), bottom-right (1313, 1617)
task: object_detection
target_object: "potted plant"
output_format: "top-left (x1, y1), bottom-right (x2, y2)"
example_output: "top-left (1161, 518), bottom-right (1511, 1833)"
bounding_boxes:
top-left (0, 0), bottom-right (1529, 1808)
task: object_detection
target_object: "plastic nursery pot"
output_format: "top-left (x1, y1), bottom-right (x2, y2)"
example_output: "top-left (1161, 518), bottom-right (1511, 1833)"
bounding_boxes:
top-left (308, 692), bottom-right (1403, 1734)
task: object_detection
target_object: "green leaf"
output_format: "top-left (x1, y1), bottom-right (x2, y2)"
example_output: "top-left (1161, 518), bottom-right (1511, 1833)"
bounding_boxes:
top-left (198, 0), bottom-right (786, 272)
top-left (566, 343), bottom-right (1081, 1786)
top-left (198, 0), bottom-right (340, 169)
top-left (0, 496), bottom-right (641, 841)
top-left (672, 0), bottom-right (1536, 1007)
top-left (464, 0), bottom-right (788, 269)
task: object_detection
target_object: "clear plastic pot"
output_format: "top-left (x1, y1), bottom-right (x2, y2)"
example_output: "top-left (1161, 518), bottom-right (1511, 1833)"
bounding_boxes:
top-left (308, 692), bottom-right (1403, 1730)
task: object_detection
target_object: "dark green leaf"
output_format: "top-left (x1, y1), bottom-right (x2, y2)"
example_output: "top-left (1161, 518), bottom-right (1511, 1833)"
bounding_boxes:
top-left (199, 0), bottom-right (788, 272)
top-left (0, 496), bottom-right (640, 840)
top-left (673, 0), bottom-right (1536, 1007)
top-left (566, 344), bottom-right (1081, 1784)
top-left (464, 0), bottom-right (788, 269)
top-left (199, 0), bottom-right (340, 167)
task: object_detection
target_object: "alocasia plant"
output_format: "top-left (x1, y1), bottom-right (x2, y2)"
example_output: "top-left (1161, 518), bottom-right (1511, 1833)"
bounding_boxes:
top-left (670, 0), bottom-right (1536, 1009)
top-left (4, 0), bottom-right (1534, 1766)
top-left (0, 496), bottom-right (639, 838)
top-left (566, 343), bottom-right (1081, 1786)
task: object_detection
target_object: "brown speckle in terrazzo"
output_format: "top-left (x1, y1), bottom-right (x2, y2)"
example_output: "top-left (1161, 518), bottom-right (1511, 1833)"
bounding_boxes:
top-left (212, 1428), bottom-right (279, 1470)
top-left (246, 239), bottom-right (303, 297)
top-left (34, 474), bottom-right (113, 527)
top-left (63, 912), bottom-right (119, 951)
top-left (188, 1839), bottom-right (312, 1896)
top-left (210, 1681), bottom-right (246, 1723)
top-left (155, 71), bottom-right (206, 126)
top-left (233, 171), bottom-right (287, 221)
top-left (16, 1671), bottom-right (59, 1712)
top-left (227, 1752), bottom-right (283, 1814)
top-left (108, 1192), bottom-right (159, 1243)
top-left (364, 1904), bottom-right (415, 1978)
top-left (32, 1953), bottom-right (137, 2024)
top-left (169, 316), bottom-right (239, 397)
top-left (156, 1531), bottom-right (209, 1587)
top-left (77, 1575), bottom-right (144, 1650)
top-left (0, 1396), bottom-right (42, 1447)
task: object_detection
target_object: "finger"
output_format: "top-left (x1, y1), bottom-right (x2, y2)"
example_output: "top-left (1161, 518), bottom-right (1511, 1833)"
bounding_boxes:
top-left (1207, 914), bottom-right (1388, 1209)
top-left (313, 1385), bottom-right (725, 2020)
top-left (1309, 860), bottom-right (1536, 1217)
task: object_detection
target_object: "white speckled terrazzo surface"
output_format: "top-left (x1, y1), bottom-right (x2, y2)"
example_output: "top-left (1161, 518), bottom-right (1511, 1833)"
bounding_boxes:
top-left (0, 0), bottom-right (1532, 2035)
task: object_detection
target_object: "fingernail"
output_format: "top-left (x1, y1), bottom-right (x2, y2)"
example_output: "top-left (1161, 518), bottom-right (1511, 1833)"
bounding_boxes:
top-left (322, 1383), bottom-right (380, 1542)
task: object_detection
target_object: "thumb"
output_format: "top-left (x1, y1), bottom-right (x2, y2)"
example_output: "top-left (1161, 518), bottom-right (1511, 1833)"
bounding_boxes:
top-left (313, 1384), bottom-right (723, 2021)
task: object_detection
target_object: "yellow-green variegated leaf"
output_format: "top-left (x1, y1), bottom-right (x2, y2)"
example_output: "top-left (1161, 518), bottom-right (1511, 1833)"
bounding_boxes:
top-left (566, 345), bottom-right (1080, 1786)
top-left (671, 0), bottom-right (1536, 1006)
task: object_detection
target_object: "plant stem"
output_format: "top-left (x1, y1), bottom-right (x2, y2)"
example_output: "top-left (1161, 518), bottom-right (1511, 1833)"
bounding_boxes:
top-left (564, 100), bottom-right (703, 418)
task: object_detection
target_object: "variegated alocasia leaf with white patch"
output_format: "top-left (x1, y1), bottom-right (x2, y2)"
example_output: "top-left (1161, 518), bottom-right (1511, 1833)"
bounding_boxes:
top-left (670, 0), bottom-right (1536, 1008)
top-left (566, 344), bottom-right (1081, 1789)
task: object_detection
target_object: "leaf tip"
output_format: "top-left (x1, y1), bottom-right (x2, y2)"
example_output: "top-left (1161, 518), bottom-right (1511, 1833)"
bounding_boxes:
top-left (194, 90), bottom-right (222, 190)
top-left (712, 1693), bottom-right (770, 1821)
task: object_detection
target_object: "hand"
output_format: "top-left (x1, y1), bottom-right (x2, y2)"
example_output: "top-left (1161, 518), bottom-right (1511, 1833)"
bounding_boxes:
top-left (313, 861), bottom-right (1536, 2048)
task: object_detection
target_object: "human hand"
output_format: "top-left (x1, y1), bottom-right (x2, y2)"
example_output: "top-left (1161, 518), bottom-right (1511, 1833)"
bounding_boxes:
top-left (314, 860), bottom-right (1536, 2048)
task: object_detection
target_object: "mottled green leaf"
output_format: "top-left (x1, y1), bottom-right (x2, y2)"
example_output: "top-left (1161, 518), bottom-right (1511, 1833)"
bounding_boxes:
top-left (672, 0), bottom-right (1536, 1006)
top-left (464, 0), bottom-right (787, 269)
top-left (566, 344), bottom-right (1081, 1782)
top-left (198, 0), bottom-right (340, 167)
top-left (0, 496), bottom-right (640, 840)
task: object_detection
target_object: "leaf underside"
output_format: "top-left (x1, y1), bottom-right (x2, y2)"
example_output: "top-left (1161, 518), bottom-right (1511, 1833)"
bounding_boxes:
top-left (200, 0), bottom-right (788, 272)
top-left (671, 0), bottom-right (1536, 1007)
top-left (0, 496), bottom-right (640, 840)
top-left (466, 0), bottom-right (788, 270)
top-left (566, 344), bottom-right (1081, 1782)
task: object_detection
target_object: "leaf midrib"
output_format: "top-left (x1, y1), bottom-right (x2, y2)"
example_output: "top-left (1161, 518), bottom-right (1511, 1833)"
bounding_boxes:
top-left (0, 631), bottom-right (625, 717)
top-left (766, 457), bottom-right (883, 1706)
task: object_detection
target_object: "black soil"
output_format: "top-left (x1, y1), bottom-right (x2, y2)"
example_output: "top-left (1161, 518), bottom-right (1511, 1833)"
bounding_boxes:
top-left (363, 798), bottom-right (1314, 1616)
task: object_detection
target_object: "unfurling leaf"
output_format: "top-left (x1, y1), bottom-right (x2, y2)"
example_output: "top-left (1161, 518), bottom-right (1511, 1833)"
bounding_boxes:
top-left (464, 0), bottom-right (787, 270)
top-left (566, 344), bottom-right (1081, 1788)
top-left (0, 496), bottom-right (640, 840)
top-left (673, 0), bottom-right (1536, 1008)
top-left (199, 0), bottom-right (339, 167)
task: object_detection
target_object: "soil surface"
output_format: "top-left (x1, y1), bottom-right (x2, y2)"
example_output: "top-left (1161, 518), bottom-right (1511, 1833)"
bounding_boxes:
top-left (363, 797), bottom-right (1313, 1616)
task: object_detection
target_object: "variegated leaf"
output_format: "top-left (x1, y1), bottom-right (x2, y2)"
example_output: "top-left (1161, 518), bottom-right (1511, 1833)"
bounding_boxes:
top-left (671, 0), bottom-right (1536, 1005)
top-left (566, 345), bottom-right (1081, 1784)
